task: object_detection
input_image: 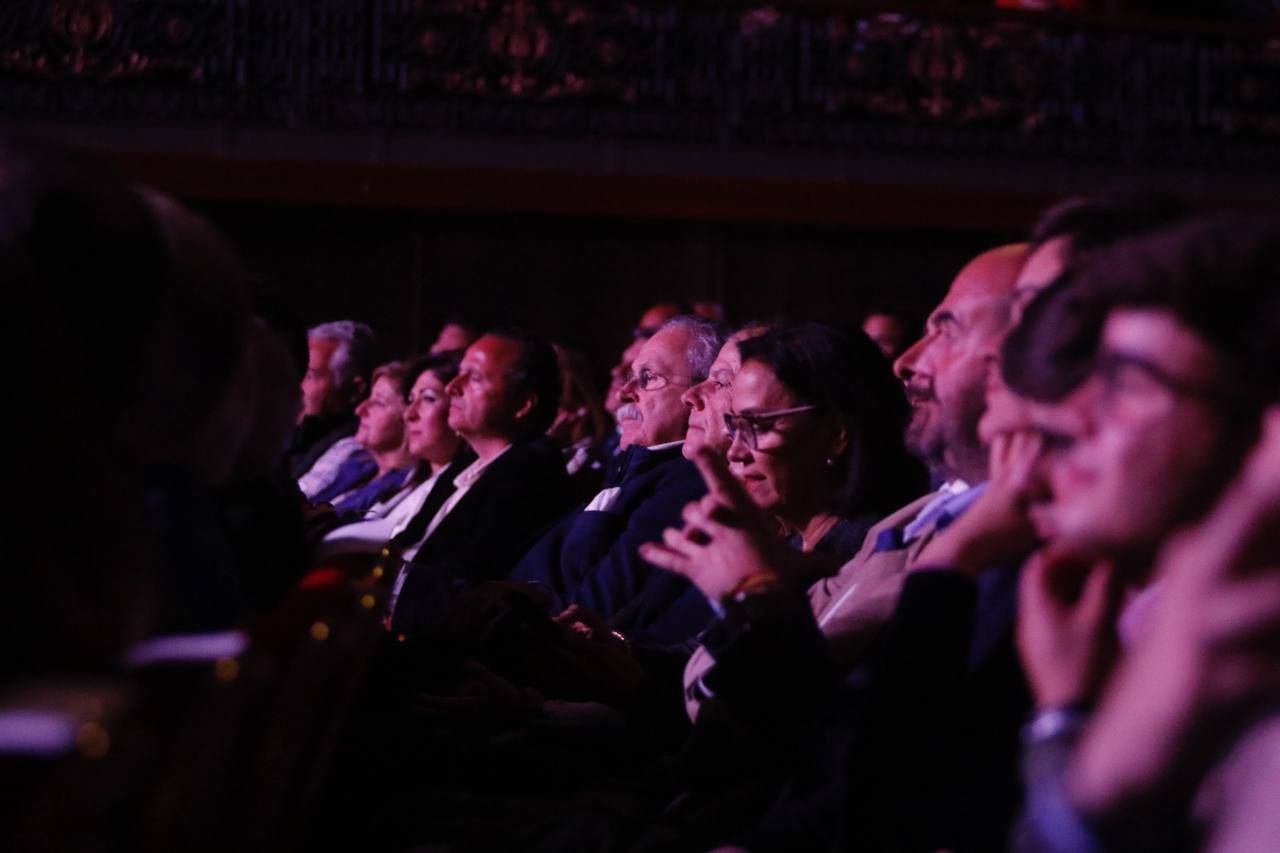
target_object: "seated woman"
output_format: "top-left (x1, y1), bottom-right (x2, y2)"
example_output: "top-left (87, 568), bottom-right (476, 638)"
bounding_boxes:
top-left (505, 322), bottom-right (926, 705)
top-left (723, 321), bottom-right (927, 568)
top-left (314, 351), bottom-right (469, 558)
top-left (309, 361), bottom-right (416, 516)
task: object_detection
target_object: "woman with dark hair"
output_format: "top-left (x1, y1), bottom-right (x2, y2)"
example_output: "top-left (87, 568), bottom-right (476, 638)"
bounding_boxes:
top-left (724, 322), bottom-right (928, 561)
top-left (314, 350), bottom-right (472, 558)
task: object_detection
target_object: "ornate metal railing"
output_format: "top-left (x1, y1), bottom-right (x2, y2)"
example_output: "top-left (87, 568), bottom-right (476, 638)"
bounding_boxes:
top-left (1, 1), bottom-right (1277, 170)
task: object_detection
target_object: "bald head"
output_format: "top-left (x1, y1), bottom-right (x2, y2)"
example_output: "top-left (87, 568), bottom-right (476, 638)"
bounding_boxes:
top-left (892, 244), bottom-right (1025, 483)
top-left (952, 243), bottom-right (1027, 302)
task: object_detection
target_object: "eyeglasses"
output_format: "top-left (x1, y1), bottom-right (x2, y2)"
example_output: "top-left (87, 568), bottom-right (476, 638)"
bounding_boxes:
top-left (1093, 352), bottom-right (1260, 415)
top-left (723, 405), bottom-right (819, 450)
top-left (627, 367), bottom-right (694, 393)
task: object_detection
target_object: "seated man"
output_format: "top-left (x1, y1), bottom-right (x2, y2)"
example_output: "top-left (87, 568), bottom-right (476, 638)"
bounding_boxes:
top-left (512, 316), bottom-right (725, 646)
top-left (600, 302), bottom-right (686, 455)
top-left (680, 191), bottom-right (1192, 722)
top-left (648, 211), bottom-right (1276, 852)
top-left (387, 329), bottom-right (575, 635)
top-left (290, 319), bottom-right (379, 498)
top-left (674, 243), bottom-right (1024, 716)
top-left (1004, 214), bottom-right (1280, 853)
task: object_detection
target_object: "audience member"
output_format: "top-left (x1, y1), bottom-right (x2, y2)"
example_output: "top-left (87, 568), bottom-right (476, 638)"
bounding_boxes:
top-left (861, 310), bottom-right (909, 360)
top-left (387, 330), bottom-right (575, 634)
top-left (7, 134), bottom-right (1276, 853)
top-left (309, 361), bottom-right (417, 515)
top-left (315, 350), bottom-right (470, 559)
top-left (682, 324), bottom-right (768, 459)
top-left (604, 302), bottom-right (686, 423)
top-left (291, 319), bottom-right (378, 497)
top-left (429, 312), bottom-right (480, 355)
top-left (1004, 214), bottom-right (1280, 852)
top-left (512, 316), bottom-right (724, 647)
top-left (654, 244), bottom-right (1023, 725)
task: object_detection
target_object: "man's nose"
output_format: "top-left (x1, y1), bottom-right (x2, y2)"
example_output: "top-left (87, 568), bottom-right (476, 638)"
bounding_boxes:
top-left (682, 380), bottom-right (706, 410)
top-left (893, 336), bottom-right (928, 384)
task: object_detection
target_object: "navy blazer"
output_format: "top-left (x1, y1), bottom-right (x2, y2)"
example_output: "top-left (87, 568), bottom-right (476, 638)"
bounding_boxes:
top-left (511, 442), bottom-right (712, 646)
top-left (390, 438), bottom-right (575, 635)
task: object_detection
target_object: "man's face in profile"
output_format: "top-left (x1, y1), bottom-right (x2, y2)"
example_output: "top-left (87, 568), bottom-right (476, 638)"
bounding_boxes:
top-left (1032, 308), bottom-right (1238, 557)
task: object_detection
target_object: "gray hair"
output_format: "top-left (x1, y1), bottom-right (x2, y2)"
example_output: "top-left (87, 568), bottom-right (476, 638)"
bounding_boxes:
top-left (308, 320), bottom-right (378, 390)
top-left (660, 315), bottom-right (727, 383)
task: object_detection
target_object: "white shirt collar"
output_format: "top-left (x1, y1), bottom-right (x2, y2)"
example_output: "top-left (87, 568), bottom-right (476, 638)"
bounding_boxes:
top-left (454, 443), bottom-right (513, 490)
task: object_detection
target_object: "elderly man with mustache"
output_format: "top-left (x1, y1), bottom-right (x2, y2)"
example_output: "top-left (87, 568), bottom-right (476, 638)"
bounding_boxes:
top-left (511, 316), bottom-right (728, 647)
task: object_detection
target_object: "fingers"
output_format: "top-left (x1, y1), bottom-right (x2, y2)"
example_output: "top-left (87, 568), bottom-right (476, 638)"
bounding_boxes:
top-left (639, 541), bottom-right (694, 576)
top-left (692, 446), bottom-right (757, 516)
top-left (552, 604), bottom-right (581, 624)
top-left (682, 497), bottom-right (730, 540)
top-left (995, 429), bottom-right (1044, 495)
top-left (1018, 549), bottom-right (1053, 618)
top-left (553, 603), bottom-right (608, 634)
top-left (1077, 560), bottom-right (1121, 629)
top-left (987, 431), bottom-right (1013, 480)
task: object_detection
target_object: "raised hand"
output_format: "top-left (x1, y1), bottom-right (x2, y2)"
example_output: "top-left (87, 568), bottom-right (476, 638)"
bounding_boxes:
top-left (1069, 408), bottom-right (1280, 815)
top-left (913, 429), bottom-right (1046, 575)
top-left (639, 447), bottom-right (790, 602)
top-left (1016, 548), bottom-right (1122, 709)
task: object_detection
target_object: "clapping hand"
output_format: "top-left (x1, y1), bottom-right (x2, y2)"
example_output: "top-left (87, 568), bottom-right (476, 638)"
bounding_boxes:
top-left (639, 447), bottom-right (794, 602)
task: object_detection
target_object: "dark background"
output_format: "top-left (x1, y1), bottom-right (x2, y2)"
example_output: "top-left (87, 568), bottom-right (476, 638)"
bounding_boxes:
top-left (198, 199), bottom-right (1012, 370)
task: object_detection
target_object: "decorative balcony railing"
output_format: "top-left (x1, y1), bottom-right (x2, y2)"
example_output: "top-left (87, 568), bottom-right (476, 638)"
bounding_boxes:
top-left (1, 0), bottom-right (1276, 170)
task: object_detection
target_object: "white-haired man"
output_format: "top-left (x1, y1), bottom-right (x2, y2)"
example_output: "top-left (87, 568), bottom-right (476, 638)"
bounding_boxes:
top-left (289, 319), bottom-right (379, 498)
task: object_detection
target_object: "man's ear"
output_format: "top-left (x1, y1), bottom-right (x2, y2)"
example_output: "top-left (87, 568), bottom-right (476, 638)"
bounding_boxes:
top-left (513, 391), bottom-right (537, 423)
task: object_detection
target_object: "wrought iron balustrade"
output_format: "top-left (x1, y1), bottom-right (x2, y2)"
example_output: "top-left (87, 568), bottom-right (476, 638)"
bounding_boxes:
top-left (0, 0), bottom-right (1276, 169)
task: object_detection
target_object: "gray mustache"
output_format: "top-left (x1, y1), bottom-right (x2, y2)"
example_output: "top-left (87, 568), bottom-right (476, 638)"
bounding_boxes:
top-left (616, 403), bottom-right (642, 422)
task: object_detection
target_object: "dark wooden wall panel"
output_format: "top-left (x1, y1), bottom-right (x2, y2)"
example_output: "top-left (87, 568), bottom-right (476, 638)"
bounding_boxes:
top-left (199, 199), bottom-right (1009, 376)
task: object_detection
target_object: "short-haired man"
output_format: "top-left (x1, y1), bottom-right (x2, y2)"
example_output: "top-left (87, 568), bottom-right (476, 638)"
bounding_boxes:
top-left (603, 302), bottom-right (686, 429)
top-left (290, 320), bottom-right (378, 497)
top-left (681, 324), bottom-right (769, 460)
top-left (660, 245), bottom-right (1024, 717)
top-left (387, 329), bottom-right (575, 634)
top-left (512, 316), bottom-right (726, 646)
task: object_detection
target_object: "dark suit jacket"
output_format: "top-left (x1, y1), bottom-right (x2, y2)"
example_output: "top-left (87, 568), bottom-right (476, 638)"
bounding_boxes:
top-left (389, 438), bottom-right (574, 635)
top-left (510, 443), bottom-right (711, 646)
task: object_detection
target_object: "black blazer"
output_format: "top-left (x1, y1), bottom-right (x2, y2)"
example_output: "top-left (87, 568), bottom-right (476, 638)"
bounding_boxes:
top-left (389, 438), bottom-right (574, 635)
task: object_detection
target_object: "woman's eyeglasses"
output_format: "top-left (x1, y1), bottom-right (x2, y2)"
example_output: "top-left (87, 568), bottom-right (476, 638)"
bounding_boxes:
top-left (723, 405), bottom-right (819, 450)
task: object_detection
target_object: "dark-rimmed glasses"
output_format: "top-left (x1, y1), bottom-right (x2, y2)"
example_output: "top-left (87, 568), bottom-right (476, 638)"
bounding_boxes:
top-left (723, 405), bottom-right (819, 450)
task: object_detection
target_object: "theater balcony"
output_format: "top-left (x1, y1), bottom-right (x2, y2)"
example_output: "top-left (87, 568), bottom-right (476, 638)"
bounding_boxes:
top-left (4, 0), bottom-right (1276, 353)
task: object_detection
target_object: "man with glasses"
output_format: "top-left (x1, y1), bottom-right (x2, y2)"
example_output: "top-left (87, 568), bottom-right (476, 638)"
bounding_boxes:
top-left (512, 316), bottom-right (728, 646)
